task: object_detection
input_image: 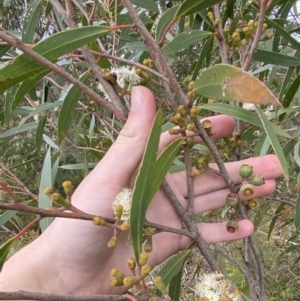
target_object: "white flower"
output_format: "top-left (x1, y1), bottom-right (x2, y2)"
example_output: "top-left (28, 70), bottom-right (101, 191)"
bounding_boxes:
top-left (111, 66), bottom-right (141, 88)
top-left (242, 102), bottom-right (256, 111)
top-left (112, 188), bottom-right (133, 222)
top-left (194, 273), bottom-right (242, 301)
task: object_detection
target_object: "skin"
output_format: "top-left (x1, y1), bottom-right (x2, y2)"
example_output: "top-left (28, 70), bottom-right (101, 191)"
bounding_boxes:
top-left (0, 86), bottom-right (282, 296)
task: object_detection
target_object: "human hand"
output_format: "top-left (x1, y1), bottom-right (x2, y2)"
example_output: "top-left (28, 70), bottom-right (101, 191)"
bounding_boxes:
top-left (0, 87), bottom-right (282, 295)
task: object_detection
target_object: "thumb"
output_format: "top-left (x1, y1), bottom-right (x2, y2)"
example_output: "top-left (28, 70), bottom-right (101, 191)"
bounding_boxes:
top-left (89, 86), bottom-right (157, 189)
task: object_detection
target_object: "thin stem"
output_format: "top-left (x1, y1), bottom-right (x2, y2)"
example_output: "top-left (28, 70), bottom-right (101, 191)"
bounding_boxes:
top-left (0, 30), bottom-right (127, 122)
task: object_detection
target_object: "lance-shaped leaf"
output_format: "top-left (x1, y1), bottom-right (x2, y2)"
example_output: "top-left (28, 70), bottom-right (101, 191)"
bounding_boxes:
top-left (163, 30), bottom-right (212, 56)
top-left (294, 174), bottom-right (300, 230)
top-left (130, 109), bottom-right (163, 261)
top-left (255, 106), bottom-right (289, 182)
top-left (11, 69), bottom-right (50, 113)
top-left (147, 138), bottom-right (184, 206)
top-left (0, 236), bottom-right (17, 271)
top-left (175, 0), bottom-right (222, 18)
top-left (200, 103), bottom-right (291, 138)
top-left (38, 148), bottom-right (53, 232)
top-left (195, 64), bottom-right (282, 107)
top-left (155, 4), bottom-right (180, 41)
top-left (169, 267), bottom-right (184, 301)
top-left (22, 0), bottom-right (43, 43)
top-left (253, 49), bottom-right (300, 67)
top-left (0, 122), bottom-right (38, 139)
top-left (57, 70), bottom-right (90, 141)
top-left (156, 250), bottom-right (190, 292)
top-left (0, 26), bottom-right (109, 93)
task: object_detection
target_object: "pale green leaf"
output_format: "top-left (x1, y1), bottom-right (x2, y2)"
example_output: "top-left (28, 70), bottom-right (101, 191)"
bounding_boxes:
top-left (0, 236), bottom-right (17, 271)
top-left (0, 122), bottom-right (38, 139)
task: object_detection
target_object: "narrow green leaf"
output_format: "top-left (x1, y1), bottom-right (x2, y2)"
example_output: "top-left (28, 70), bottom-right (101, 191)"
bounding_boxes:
top-left (255, 106), bottom-right (289, 182)
top-left (268, 203), bottom-right (285, 241)
top-left (130, 109), bottom-right (163, 261)
top-left (156, 250), bottom-right (190, 290)
top-left (0, 236), bottom-right (17, 271)
top-left (265, 17), bottom-right (300, 50)
top-left (0, 26), bottom-right (109, 93)
top-left (38, 148), bottom-right (54, 232)
top-left (120, 41), bottom-right (148, 52)
top-left (0, 45), bottom-right (11, 59)
top-left (169, 267), bottom-right (183, 301)
top-left (175, 0), bottom-right (222, 18)
top-left (0, 122), bottom-right (38, 139)
top-left (4, 86), bottom-right (16, 123)
top-left (162, 30), bottom-right (211, 56)
top-left (192, 35), bottom-right (213, 80)
top-left (294, 175), bottom-right (300, 230)
top-left (200, 103), bottom-right (291, 138)
top-left (147, 138), bottom-right (184, 206)
top-left (22, 0), bottom-right (43, 43)
top-left (130, 0), bottom-right (159, 12)
top-left (253, 49), bottom-right (300, 67)
top-left (118, 14), bottom-right (153, 25)
top-left (283, 72), bottom-right (300, 108)
top-left (155, 5), bottom-right (180, 41)
top-left (58, 70), bottom-right (90, 141)
top-left (59, 163), bottom-right (97, 170)
top-left (11, 70), bottom-right (49, 113)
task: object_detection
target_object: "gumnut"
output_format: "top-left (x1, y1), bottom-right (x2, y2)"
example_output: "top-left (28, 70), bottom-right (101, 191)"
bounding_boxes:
top-left (226, 193), bottom-right (239, 207)
top-left (43, 187), bottom-right (53, 197)
top-left (250, 174), bottom-right (265, 186)
top-left (226, 220), bottom-right (239, 233)
top-left (50, 193), bottom-right (70, 207)
top-left (145, 227), bottom-right (155, 237)
top-left (240, 183), bottom-right (255, 197)
top-left (239, 164), bottom-right (253, 179)
top-left (247, 198), bottom-right (260, 209)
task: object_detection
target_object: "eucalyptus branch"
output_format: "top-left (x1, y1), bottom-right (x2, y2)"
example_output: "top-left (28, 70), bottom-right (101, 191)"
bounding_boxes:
top-left (213, 4), bottom-right (229, 64)
top-left (0, 291), bottom-right (165, 301)
top-left (183, 144), bottom-right (194, 216)
top-left (0, 31), bottom-right (127, 122)
top-left (49, 0), bottom-right (128, 119)
top-left (242, 0), bottom-right (268, 71)
top-left (162, 180), bottom-right (219, 271)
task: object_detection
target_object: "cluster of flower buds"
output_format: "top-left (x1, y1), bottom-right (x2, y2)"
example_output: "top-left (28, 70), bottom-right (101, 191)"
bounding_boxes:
top-left (43, 180), bottom-right (73, 208)
top-left (216, 132), bottom-right (243, 156)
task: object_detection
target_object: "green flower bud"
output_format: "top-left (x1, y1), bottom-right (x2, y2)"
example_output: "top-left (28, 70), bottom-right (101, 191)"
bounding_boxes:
top-left (226, 220), bottom-right (239, 233)
top-left (239, 164), bottom-right (253, 179)
top-left (226, 193), bottom-right (239, 207)
top-left (93, 216), bottom-right (107, 226)
top-left (153, 275), bottom-right (166, 292)
top-left (123, 276), bottom-right (134, 287)
top-left (138, 252), bottom-right (149, 266)
top-left (141, 264), bottom-right (151, 277)
top-left (250, 174), bottom-right (265, 186)
top-left (240, 183), bottom-right (255, 197)
top-left (62, 180), bottom-right (73, 196)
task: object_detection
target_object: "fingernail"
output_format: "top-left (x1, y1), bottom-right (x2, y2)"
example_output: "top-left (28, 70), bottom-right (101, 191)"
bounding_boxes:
top-left (131, 87), bottom-right (145, 111)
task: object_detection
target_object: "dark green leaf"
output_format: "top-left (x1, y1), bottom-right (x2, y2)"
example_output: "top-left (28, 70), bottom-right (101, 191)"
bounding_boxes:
top-left (4, 86), bottom-right (16, 123)
top-left (192, 35), bottom-right (213, 80)
top-left (0, 45), bottom-right (11, 59)
top-left (156, 250), bottom-right (190, 290)
top-left (36, 115), bottom-right (47, 152)
top-left (120, 41), bottom-right (148, 52)
top-left (253, 49), bottom-right (300, 67)
top-left (255, 106), bottom-right (289, 182)
top-left (162, 30), bottom-right (211, 56)
top-left (200, 104), bottom-right (290, 138)
top-left (118, 14), bottom-right (153, 25)
top-left (22, 0), bottom-right (43, 43)
top-left (0, 236), bottom-right (17, 271)
top-left (11, 70), bottom-right (50, 113)
top-left (282, 72), bottom-right (300, 108)
top-left (295, 185), bottom-right (300, 230)
top-left (268, 203), bottom-right (285, 241)
top-left (155, 4), bottom-right (180, 41)
top-left (169, 266), bottom-right (183, 300)
top-left (0, 26), bottom-right (109, 93)
top-left (130, 109), bottom-right (163, 261)
top-left (57, 70), bottom-right (90, 141)
top-left (147, 138), bottom-right (184, 206)
top-left (175, 0), bottom-right (222, 18)
top-left (130, 0), bottom-right (159, 12)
